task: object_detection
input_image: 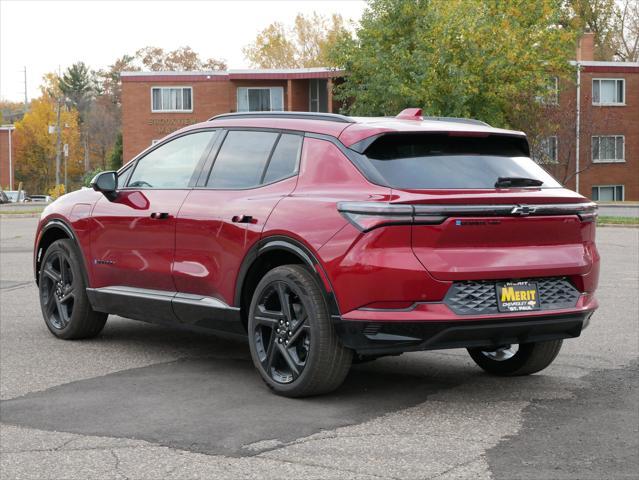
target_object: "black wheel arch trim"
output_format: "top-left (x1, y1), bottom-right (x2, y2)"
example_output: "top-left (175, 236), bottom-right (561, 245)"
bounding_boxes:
top-left (35, 218), bottom-right (90, 287)
top-left (235, 235), bottom-right (341, 317)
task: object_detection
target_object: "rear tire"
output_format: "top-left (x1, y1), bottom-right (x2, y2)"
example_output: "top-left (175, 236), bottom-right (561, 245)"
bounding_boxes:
top-left (467, 340), bottom-right (563, 376)
top-left (248, 264), bottom-right (352, 397)
top-left (38, 239), bottom-right (107, 339)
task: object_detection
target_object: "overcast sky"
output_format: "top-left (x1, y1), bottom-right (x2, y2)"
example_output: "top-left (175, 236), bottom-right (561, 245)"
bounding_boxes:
top-left (0, 0), bottom-right (367, 102)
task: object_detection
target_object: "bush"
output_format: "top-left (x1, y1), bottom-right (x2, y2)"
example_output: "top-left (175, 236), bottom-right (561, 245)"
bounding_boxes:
top-left (82, 167), bottom-right (103, 187)
top-left (48, 184), bottom-right (66, 199)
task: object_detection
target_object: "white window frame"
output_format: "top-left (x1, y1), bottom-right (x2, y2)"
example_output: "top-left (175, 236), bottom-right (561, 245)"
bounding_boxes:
top-left (150, 86), bottom-right (193, 113)
top-left (536, 76), bottom-right (559, 106)
top-left (538, 135), bottom-right (558, 164)
top-left (592, 135), bottom-right (625, 163)
top-left (592, 78), bottom-right (625, 106)
top-left (236, 87), bottom-right (284, 112)
top-left (592, 184), bottom-right (624, 202)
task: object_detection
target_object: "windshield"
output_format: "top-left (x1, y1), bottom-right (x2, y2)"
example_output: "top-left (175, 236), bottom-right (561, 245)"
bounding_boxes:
top-left (360, 133), bottom-right (561, 189)
top-left (6, 191), bottom-right (19, 201)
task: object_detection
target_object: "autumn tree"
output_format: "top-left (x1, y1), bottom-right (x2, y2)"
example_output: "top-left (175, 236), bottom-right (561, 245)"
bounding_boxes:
top-left (13, 95), bottom-right (83, 194)
top-left (243, 13), bottom-right (350, 68)
top-left (330, 0), bottom-right (577, 130)
top-left (134, 46), bottom-right (226, 71)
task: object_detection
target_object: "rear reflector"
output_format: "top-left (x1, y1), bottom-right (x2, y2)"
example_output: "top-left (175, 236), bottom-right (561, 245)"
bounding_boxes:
top-left (337, 201), bottom-right (598, 231)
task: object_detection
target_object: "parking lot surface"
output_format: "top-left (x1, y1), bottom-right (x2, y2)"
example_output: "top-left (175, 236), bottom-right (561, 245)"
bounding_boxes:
top-left (1, 216), bottom-right (637, 479)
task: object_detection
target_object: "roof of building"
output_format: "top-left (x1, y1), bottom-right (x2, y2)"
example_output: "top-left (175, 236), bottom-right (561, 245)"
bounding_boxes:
top-left (121, 68), bottom-right (344, 82)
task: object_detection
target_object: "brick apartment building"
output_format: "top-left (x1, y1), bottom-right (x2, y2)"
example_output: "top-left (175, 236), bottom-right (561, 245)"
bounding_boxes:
top-left (121, 68), bottom-right (342, 161)
top-left (121, 39), bottom-right (637, 201)
top-left (0, 125), bottom-right (16, 190)
top-left (542, 33), bottom-right (639, 202)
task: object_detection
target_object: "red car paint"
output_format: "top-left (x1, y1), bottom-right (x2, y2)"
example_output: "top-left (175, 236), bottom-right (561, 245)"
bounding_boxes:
top-left (34, 111), bottom-right (599, 354)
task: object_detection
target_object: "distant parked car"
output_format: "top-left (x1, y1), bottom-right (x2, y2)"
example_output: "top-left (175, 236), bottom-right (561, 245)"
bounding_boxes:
top-left (30, 195), bottom-right (53, 203)
top-left (5, 190), bottom-right (30, 203)
top-left (0, 190), bottom-right (10, 204)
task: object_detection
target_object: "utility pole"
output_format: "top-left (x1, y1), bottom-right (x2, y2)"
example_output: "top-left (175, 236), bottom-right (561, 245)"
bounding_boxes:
top-left (55, 98), bottom-right (62, 186)
top-left (23, 67), bottom-right (28, 112)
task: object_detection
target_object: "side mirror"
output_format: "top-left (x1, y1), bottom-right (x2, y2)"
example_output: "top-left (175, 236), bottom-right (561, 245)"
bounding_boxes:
top-left (90, 171), bottom-right (118, 200)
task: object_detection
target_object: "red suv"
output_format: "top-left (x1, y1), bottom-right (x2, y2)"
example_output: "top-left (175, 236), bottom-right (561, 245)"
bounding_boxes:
top-left (34, 109), bottom-right (599, 397)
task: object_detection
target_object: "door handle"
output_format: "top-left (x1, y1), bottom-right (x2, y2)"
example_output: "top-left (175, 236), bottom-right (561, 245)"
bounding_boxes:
top-left (150, 212), bottom-right (170, 219)
top-left (231, 215), bottom-right (254, 224)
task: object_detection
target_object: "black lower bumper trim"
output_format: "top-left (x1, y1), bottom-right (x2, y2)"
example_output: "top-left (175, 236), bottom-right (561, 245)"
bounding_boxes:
top-left (334, 312), bottom-right (593, 355)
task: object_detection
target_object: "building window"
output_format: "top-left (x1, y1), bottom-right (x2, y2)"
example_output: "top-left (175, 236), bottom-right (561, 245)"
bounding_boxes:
top-left (592, 135), bottom-right (624, 163)
top-left (592, 79), bottom-right (624, 105)
top-left (309, 79), bottom-right (329, 112)
top-left (536, 77), bottom-right (559, 105)
top-left (536, 136), bottom-right (558, 163)
top-left (592, 185), bottom-right (624, 202)
top-left (151, 87), bottom-right (193, 112)
top-left (237, 87), bottom-right (284, 112)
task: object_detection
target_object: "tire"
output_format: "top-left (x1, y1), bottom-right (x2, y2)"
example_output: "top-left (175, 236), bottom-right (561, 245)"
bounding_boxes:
top-left (248, 264), bottom-right (352, 397)
top-left (467, 340), bottom-right (563, 376)
top-left (38, 239), bottom-right (107, 339)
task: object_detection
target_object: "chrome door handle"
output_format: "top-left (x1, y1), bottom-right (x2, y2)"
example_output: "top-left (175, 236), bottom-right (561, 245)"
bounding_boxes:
top-left (150, 212), bottom-right (170, 219)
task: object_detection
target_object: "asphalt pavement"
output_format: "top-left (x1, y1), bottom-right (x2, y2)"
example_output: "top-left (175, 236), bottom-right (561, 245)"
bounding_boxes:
top-left (0, 216), bottom-right (637, 479)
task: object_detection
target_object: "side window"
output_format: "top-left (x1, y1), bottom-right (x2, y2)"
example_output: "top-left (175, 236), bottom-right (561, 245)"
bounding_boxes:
top-left (128, 131), bottom-right (215, 189)
top-left (117, 162), bottom-right (134, 187)
top-left (263, 134), bottom-right (302, 183)
top-left (207, 131), bottom-right (278, 188)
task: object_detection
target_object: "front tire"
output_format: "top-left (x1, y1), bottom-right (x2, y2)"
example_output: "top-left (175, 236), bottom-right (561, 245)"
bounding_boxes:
top-left (38, 239), bottom-right (107, 339)
top-left (248, 264), bottom-right (352, 397)
top-left (467, 340), bottom-right (563, 376)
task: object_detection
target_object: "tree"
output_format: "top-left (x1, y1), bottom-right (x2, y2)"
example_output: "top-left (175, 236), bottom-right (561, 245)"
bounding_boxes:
top-left (330, 0), bottom-right (577, 130)
top-left (134, 46), bottom-right (227, 71)
top-left (243, 13), bottom-right (350, 68)
top-left (95, 54), bottom-right (139, 106)
top-left (107, 132), bottom-right (123, 171)
top-left (60, 63), bottom-right (96, 171)
top-left (87, 96), bottom-right (119, 169)
top-left (615, 0), bottom-right (639, 61)
top-left (13, 95), bottom-right (83, 194)
top-left (564, 0), bottom-right (618, 60)
top-left (563, 0), bottom-right (639, 61)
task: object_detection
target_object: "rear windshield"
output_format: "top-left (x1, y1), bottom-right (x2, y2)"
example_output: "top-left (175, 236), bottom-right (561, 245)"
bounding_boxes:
top-left (360, 134), bottom-right (561, 189)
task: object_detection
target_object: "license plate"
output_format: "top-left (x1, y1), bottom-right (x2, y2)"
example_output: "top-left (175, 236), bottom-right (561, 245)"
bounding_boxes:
top-left (496, 281), bottom-right (540, 312)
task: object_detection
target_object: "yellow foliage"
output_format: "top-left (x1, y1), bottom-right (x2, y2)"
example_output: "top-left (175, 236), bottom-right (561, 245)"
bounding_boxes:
top-left (48, 184), bottom-right (66, 199)
top-left (13, 94), bottom-right (84, 194)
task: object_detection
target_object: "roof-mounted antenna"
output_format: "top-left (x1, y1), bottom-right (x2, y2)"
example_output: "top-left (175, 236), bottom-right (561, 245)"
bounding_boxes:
top-left (396, 108), bottom-right (423, 120)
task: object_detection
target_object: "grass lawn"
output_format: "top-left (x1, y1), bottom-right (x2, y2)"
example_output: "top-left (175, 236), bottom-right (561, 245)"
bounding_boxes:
top-left (597, 216), bottom-right (639, 225)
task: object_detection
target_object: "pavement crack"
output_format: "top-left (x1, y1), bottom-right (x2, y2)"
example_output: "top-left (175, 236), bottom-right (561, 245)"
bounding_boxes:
top-left (263, 456), bottom-right (400, 480)
top-left (428, 455), bottom-right (485, 479)
top-left (110, 449), bottom-right (130, 480)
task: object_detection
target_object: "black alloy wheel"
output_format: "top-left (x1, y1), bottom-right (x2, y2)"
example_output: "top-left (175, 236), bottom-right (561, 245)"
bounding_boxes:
top-left (40, 248), bottom-right (76, 330)
top-left (248, 265), bottom-right (352, 397)
top-left (38, 239), bottom-right (107, 339)
top-left (253, 281), bottom-right (311, 384)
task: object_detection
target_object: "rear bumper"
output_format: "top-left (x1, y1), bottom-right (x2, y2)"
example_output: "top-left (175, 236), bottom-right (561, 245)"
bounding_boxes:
top-left (334, 309), bottom-right (596, 355)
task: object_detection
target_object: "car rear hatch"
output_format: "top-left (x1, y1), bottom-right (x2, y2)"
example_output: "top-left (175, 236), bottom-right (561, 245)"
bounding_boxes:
top-left (344, 132), bottom-right (597, 282)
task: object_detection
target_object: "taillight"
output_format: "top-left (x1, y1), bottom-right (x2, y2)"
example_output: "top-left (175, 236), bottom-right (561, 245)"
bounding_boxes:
top-left (337, 202), bottom-right (444, 232)
top-left (337, 201), bottom-right (598, 232)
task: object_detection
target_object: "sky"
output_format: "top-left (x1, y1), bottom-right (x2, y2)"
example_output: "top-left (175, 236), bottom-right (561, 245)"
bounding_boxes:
top-left (0, 0), bottom-right (367, 102)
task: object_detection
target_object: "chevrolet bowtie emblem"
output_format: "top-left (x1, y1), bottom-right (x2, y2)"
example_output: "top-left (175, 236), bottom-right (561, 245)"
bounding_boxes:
top-left (511, 205), bottom-right (537, 216)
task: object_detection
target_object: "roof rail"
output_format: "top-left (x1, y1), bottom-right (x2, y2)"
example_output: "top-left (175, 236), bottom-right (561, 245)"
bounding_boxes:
top-left (422, 116), bottom-right (490, 127)
top-left (208, 111), bottom-right (355, 124)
